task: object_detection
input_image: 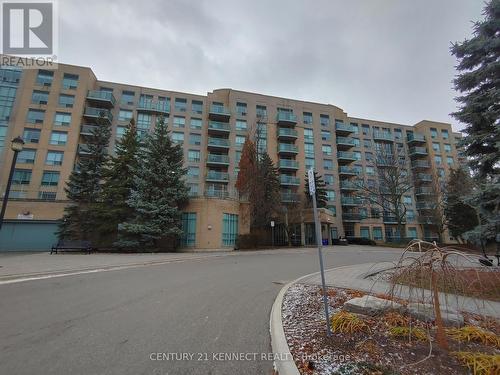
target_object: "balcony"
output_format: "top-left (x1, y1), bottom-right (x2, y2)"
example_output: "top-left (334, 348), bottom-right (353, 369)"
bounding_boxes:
top-left (383, 215), bottom-right (405, 224)
top-left (411, 160), bottom-right (431, 169)
top-left (208, 105), bottom-right (231, 121)
top-left (335, 122), bottom-right (355, 135)
top-left (137, 100), bottom-right (170, 114)
top-left (206, 170), bottom-right (229, 183)
top-left (372, 131), bottom-right (394, 142)
top-left (77, 144), bottom-right (91, 155)
top-left (279, 159), bottom-right (299, 170)
top-left (277, 128), bottom-right (298, 140)
top-left (80, 124), bottom-right (98, 137)
top-left (407, 133), bottom-right (426, 144)
top-left (415, 187), bottom-right (434, 196)
top-left (337, 151), bottom-right (358, 164)
top-left (375, 156), bottom-right (397, 167)
top-left (336, 136), bottom-right (356, 150)
top-left (341, 196), bottom-right (362, 206)
top-left (418, 216), bottom-right (435, 224)
top-left (409, 146), bottom-right (428, 158)
top-left (276, 112), bottom-right (297, 125)
top-left (416, 201), bottom-right (435, 210)
top-left (280, 175), bottom-right (300, 186)
top-left (416, 173), bottom-right (432, 182)
top-left (338, 166), bottom-right (360, 176)
top-left (281, 192), bottom-right (300, 203)
top-left (83, 107), bottom-right (113, 123)
top-left (342, 213), bottom-right (361, 222)
top-left (278, 143), bottom-right (299, 155)
top-left (340, 181), bottom-right (360, 191)
top-left (206, 154), bottom-right (230, 166)
top-left (207, 137), bottom-right (230, 150)
top-left (208, 121), bottom-right (231, 134)
top-left (86, 90), bottom-right (116, 108)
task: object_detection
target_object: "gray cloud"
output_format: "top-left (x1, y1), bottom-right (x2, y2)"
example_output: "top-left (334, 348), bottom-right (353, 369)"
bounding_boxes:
top-left (58, 0), bottom-right (483, 131)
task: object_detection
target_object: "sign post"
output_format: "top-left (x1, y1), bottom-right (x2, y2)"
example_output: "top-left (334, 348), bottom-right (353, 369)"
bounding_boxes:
top-left (270, 220), bottom-right (275, 247)
top-left (308, 168), bottom-right (332, 336)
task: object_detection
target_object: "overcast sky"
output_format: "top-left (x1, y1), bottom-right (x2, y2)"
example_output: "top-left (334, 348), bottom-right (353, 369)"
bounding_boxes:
top-left (59, 0), bottom-right (484, 131)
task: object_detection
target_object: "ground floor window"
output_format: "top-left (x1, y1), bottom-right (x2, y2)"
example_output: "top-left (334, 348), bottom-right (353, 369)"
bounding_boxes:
top-left (407, 227), bottom-right (417, 239)
top-left (360, 226), bottom-right (370, 239)
top-left (181, 212), bottom-right (196, 247)
top-left (330, 227), bottom-right (338, 240)
top-left (222, 213), bottom-right (238, 246)
top-left (373, 227), bottom-right (383, 240)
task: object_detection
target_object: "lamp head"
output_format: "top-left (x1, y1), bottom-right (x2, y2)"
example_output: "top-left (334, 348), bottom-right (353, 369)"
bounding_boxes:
top-left (11, 136), bottom-right (24, 152)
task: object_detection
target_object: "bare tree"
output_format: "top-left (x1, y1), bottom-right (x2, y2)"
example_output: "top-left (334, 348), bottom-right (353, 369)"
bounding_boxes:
top-left (418, 170), bottom-right (447, 242)
top-left (355, 144), bottom-right (413, 240)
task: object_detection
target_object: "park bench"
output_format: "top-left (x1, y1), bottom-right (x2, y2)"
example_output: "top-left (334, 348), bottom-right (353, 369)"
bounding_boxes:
top-left (51, 240), bottom-right (92, 254)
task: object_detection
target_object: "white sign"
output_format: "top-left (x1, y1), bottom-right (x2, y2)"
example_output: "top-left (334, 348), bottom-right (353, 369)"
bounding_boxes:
top-left (270, 221), bottom-right (275, 227)
top-left (308, 168), bottom-right (315, 195)
top-left (17, 213), bottom-right (34, 220)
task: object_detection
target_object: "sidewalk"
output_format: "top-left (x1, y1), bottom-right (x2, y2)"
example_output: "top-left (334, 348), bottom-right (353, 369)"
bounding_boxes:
top-left (300, 262), bottom-right (500, 318)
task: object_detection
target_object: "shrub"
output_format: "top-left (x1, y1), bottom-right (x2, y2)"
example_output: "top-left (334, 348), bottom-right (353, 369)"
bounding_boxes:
top-left (330, 311), bottom-right (370, 334)
top-left (389, 326), bottom-right (428, 341)
top-left (446, 326), bottom-right (500, 348)
top-left (451, 352), bottom-right (500, 375)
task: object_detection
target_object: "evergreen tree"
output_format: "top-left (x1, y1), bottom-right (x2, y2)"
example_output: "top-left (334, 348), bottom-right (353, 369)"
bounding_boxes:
top-left (451, 0), bottom-right (500, 180)
top-left (253, 152), bottom-right (280, 227)
top-left (94, 119), bottom-right (140, 246)
top-left (305, 171), bottom-right (328, 208)
top-left (58, 114), bottom-right (111, 240)
top-left (116, 116), bottom-right (188, 250)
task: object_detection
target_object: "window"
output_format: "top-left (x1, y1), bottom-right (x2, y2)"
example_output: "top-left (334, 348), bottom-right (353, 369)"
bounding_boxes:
top-left (441, 129), bottom-right (449, 139)
top-left (41, 171), bottom-right (60, 186)
top-left (54, 112), bottom-right (71, 126)
top-left (36, 70), bottom-right (53, 86)
top-left (23, 128), bottom-right (41, 143)
top-left (394, 129), bottom-right (402, 139)
top-left (351, 123), bottom-right (359, 134)
top-left (187, 183), bottom-right (199, 197)
top-left (406, 210), bottom-right (415, 221)
top-left (323, 159), bottom-right (333, 170)
top-left (256, 105), bottom-right (267, 118)
top-left (304, 128), bottom-right (313, 141)
top-left (364, 139), bottom-right (372, 148)
top-left (181, 213), bottom-right (197, 247)
top-left (38, 191), bottom-right (56, 200)
top-left (171, 132), bottom-right (184, 144)
top-left (403, 195), bottom-right (412, 205)
top-left (118, 109), bottom-right (133, 122)
top-left (236, 102), bottom-right (247, 116)
top-left (222, 213), bottom-right (238, 246)
top-left (173, 116), bottom-right (185, 128)
top-left (13, 169), bottom-right (32, 185)
top-left (235, 135), bottom-right (245, 148)
top-left (321, 130), bottom-right (331, 141)
top-left (434, 155), bottom-right (442, 165)
top-left (46, 151), bottom-right (64, 166)
top-left (365, 152), bottom-right (373, 161)
top-left (353, 151), bottom-right (361, 160)
top-left (121, 90), bottom-right (135, 105)
top-left (366, 166), bottom-right (375, 175)
top-left (187, 166), bottom-right (199, 179)
top-left (236, 120), bottom-right (247, 131)
top-left (438, 168), bottom-right (445, 177)
top-left (116, 126), bottom-right (126, 139)
top-left (352, 138), bottom-right (360, 147)
top-left (305, 157), bottom-right (315, 169)
top-left (303, 142), bottom-right (313, 157)
top-left (322, 145), bottom-right (332, 156)
top-left (373, 227), bottom-right (383, 240)
top-left (444, 144), bottom-right (451, 153)
top-left (58, 94), bottom-right (74, 108)
top-left (360, 227), bottom-right (370, 239)
top-left (62, 73), bottom-right (78, 89)
top-left (303, 112), bottom-right (313, 124)
top-left (325, 190), bottom-right (335, 201)
top-left (446, 156), bottom-right (454, 165)
top-left (362, 124), bottom-right (370, 135)
top-left (18, 149), bottom-right (36, 164)
top-left (191, 100), bottom-right (203, 114)
top-left (407, 227), bottom-right (417, 239)
top-left (175, 98), bottom-right (187, 112)
top-left (27, 109), bottom-right (45, 123)
top-left (32, 90), bottom-right (49, 104)
top-left (189, 133), bottom-right (201, 145)
top-left (188, 149), bottom-right (200, 162)
top-left (49, 131), bottom-right (67, 145)
top-left (432, 142), bottom-right (440, 152)
top-left (137, 113), bottom-right (151, 131)
top-left (324, 174), bottom-right (334, 185)
top-left (430, 128), bottom-right (438, 139)
top-left (320, 114), bottom-right (330, 126)
top-left (190, 118), bottom-right (202, 129)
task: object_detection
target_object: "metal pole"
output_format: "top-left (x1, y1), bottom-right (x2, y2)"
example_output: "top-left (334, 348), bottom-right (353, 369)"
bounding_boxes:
top-left (271, 226), bottom-right (274, 248)
top-left (0, 150), bottom-right (19, 230)
top-left (312, 191), bottom-right (332, 336)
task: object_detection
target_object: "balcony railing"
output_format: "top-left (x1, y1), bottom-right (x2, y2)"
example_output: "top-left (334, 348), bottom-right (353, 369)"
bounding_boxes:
top-left (337, 151), bottom-right (358, 161)
top-left (415, 187), bottom-right (434, 195)
top-left (416, 173), bottom-right (432, 182)
top-left (86, 90), bottom-right (116, 107)
top-left (340, 181), bottom-right (360, 190)
top-left (416, 201), bottom-right (435, 210)
top-left (209, 105), bottom-right (231, 121)
top-left (77, 144), bottom-right (91, 155)
top-left (206, 171), bottom-right (229, 182)
top-left (207, 154), bottom-right (229, 164)
top-left (411, 160), bottom-right (431, 169)
top-left (83, 107), bottom-right (113, 122)
top-left (279, 159), bottom-right (299, 169)
top-left (280, 175), bottom-right (300, 185)
top-left (281, 192), bottom-right (300, 203)
top-left (407, 133), bottom-right (426, 143)
top-left (80, 124), bottom-right (98, 136)
top-left (278, 143), bottom-right (299, 153)
top-left (335, 123), bottom-right (355, 134)
top-left (207, 137), bottom-right (230, 148)
top-left (278, 128), bottom-right (298, 138)
top-left (338, 166), bottom-right (360, 175)
top-left (409, 146), bottom-right (428, 157)
top-left (137, 100), bottom-right (170, 114)
top-left (341, 197), bottom-right (362, 206)
top-left (276, 112), bottom-right (297, 124)
top-left (373, 131), bottom-right (394, 142)
top-left (336, 136), bottom-right (356, 148)
top-left (342, 213), bottom-right (361, 222)
top-left (208, 121), bottom-right (231, 132)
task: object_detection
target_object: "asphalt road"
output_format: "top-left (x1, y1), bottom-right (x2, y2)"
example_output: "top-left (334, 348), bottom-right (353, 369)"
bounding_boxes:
top-left (0, 247), bottom-right (404, 375)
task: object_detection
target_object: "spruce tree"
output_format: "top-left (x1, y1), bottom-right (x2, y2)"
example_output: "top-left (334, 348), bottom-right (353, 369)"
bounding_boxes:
top-left (58, 114), bottom-right (111, 240)
top-left (451, 0), bottom-right (500, 179)
top-left (94, 119), bottom-right (140, 246)
top-left (117, 116), bottom-right (188, 250)
top-left (305, 171), bottom-right (328, 208)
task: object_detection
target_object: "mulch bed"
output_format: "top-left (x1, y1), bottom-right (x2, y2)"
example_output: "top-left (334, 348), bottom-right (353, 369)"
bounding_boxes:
top-left (282, 283), bottom-right (500, 375)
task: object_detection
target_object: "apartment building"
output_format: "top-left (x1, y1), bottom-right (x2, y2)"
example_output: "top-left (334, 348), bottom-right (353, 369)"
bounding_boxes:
top-left (0, 61), bottom-right (464, 250)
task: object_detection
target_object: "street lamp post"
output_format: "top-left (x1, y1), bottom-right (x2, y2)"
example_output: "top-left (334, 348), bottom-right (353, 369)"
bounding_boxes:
top-left (0, 136), bottom-right (25, 230)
